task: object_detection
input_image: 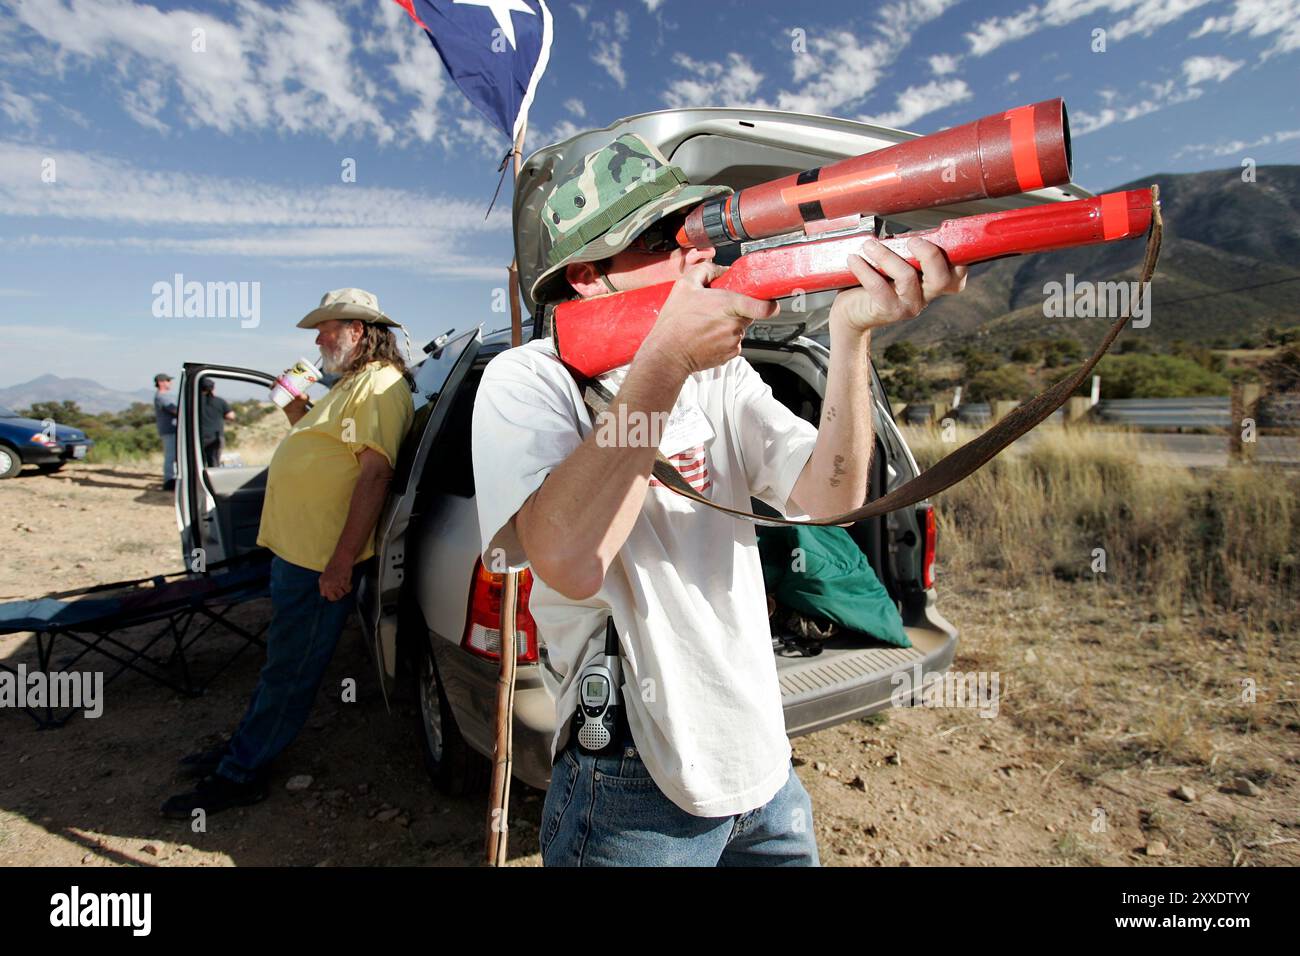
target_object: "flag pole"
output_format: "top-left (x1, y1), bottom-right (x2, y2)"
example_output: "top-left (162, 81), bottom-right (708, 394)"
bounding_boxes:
top-left (486, 119), bottom-right (527, 867)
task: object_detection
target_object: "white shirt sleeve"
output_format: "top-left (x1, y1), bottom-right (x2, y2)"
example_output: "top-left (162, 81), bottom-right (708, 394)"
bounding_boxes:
top-left (730, 357), bottom-right (819, 519)
top-left (471, 349), bottom-right (585, 573)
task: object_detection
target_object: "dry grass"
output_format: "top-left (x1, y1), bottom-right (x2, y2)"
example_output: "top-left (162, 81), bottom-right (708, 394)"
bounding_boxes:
top-left (902, 422), bottom-right (1299, 789)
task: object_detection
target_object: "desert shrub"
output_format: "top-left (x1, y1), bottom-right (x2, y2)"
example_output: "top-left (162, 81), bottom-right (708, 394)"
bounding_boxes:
top-left (885, 365), bottom-right (930, 403)
top-left (965, 366), bottom-right (1032, 402)
top-left (1042, 338), bottom-right (1084, 368)
top-left (1090, 354), bottom-right (1230, 398)
top-left (957, 347), bottom-right (1000, 378)
top-left (1009, 342), bottom-right (1043, 363)
top-left (882, 341), bottom-right (919, 366)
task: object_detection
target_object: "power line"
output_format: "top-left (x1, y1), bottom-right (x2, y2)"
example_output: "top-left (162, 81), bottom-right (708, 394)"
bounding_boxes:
top-left (1155, 275), bottom-right (1300, 307)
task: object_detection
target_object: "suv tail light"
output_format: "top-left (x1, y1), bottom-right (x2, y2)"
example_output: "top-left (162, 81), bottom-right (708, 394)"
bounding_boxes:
top-left (462, 558), bottom-right (538, 663)
top-left (920, 504), bottom-right (937, 589)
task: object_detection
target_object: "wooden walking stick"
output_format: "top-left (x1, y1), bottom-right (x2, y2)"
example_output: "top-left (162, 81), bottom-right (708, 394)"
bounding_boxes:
top-left (486, 122), bottom-right (527, 867)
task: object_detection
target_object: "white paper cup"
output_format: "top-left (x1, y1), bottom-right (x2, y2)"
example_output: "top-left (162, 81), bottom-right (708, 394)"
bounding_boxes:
top-left (270, 357), bottom-right (322, 408)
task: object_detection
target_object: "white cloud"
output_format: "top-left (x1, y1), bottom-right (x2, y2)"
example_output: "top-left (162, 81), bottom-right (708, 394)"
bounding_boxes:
top-left (0, 141), bottom-right (507, 277)
top-left (928, 53), bottom-right (960, 75)
top-left (455, 114), bottom-right (509, 159)
top-left (965, 5), bottom-right (1041, 57)
top-left (860, 79), bottom-right (972, 128)
top-left (1072, 80), bottom-right (1203, 136)
top-left (778, 0), bottom-right (961, 115)
top-left (1182, 54), bottom-right (1244, 84)
top-left (1191, 0), bottom-right (1300, 58)
top-left (363, 0), bottom-right (448, 144)
top-left (589, 12), bottom-right (628, 88)
top-left (0, 81), bottom-right (38, 126)
top-left (663, 53), bottom-right (767, 109)
top-left (2, 0), bottom-right (451, 145)
top-left (527, 118), bottom-right (584, 152)
top-left (564, 98), bottom-right (586, 117)
top-left (1173, 128), bottom-right (1300, 158)
top-left (966, 0), bottom-right (1216, 57)
top-left (1065, 27), bottom-right (1249, 137)
top-left (1111, 0), bottom-right (1216, 40)
top-left (641, 0), bottom-right (666, 11)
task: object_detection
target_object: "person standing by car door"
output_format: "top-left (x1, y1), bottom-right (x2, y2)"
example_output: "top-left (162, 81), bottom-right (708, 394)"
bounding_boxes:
top-left (198, 379), bottom-right (236, 468)
top-left (161, 289), bottom-right (414, 818)
top-left (471, 135), bottom-right (967, 866)
top-left (153, 372), bottom-right (178, 490)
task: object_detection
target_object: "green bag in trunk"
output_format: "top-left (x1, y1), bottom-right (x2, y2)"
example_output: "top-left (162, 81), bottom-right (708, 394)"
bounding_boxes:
top-left (757, 524), bottom-right (910, 649)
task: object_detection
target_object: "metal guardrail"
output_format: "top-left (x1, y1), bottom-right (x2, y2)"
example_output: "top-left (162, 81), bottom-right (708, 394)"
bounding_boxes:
top-left (900, 396), bottom-right (1296, 431)
top-left (1093, 398), bottom-right (1231, 429)
top-left (1260, 394), bottom-right (1300, 430)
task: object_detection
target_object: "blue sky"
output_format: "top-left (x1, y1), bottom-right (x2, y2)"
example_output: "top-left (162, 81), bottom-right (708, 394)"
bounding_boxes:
top-left (1, 0), bottom-right (1296, 392)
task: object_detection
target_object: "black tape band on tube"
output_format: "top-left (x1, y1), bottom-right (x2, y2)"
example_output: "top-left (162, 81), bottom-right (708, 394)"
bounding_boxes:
top-left (700, 198), bottom-right (733, 248)
top-left (798, 200), bottom-right (826, 223)
top-left (793, 167), bottom-right (825, 223)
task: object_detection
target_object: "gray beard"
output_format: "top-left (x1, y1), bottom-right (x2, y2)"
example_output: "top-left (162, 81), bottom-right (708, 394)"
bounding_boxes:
top-left (320, 342), bottom-right (356, 374)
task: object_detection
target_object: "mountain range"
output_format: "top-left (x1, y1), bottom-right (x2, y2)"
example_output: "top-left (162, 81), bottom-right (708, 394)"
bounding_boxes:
top-left (0, 375), bottom-right (156, 415)
top-left (873, 164), bottom-right (1300, 353)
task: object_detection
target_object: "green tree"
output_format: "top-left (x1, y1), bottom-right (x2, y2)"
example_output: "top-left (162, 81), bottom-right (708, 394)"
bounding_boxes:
top-left (965, 366), bottom-right (1032, 402)
top-left (882, 341), bottom-right (919, 366)
top-left (20, 400), bottom-right (90, 427)
top-left (1170, 340), bottom-right (1227, 374)
top-left (1043, 338), bottom-right (1083, 368)
top-left (958, 347), bottom-right (1000, 377)
top-left (885, 365), bottom-right (930, 403)
top-left (1089, 354), bottom-right (1230, 399)
top-left (1009, 342), bottom-right (1042, 364)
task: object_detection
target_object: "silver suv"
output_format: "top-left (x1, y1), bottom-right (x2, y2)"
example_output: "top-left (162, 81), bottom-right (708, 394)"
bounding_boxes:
top-left (175, 106), bottom-right (1078, 794)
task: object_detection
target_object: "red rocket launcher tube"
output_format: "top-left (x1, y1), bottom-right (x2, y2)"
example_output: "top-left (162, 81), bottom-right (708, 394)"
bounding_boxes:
top-left (553, 188), bottom-right (1155, 381)
top-left (677, 99), bottom-right (1071, 250)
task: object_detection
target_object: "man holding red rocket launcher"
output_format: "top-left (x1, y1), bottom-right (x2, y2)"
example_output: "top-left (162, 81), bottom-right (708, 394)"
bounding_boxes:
top-left (471, 99), bottom-right (1155, 866)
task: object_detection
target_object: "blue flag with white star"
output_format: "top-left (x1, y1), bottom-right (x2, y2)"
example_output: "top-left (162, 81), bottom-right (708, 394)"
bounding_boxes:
top-left (394, 0), bottom-right (553, 143)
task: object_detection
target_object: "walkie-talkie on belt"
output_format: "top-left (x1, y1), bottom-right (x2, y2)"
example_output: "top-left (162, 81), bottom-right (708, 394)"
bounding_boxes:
top-left (573, 617), bottom-right (623, 756)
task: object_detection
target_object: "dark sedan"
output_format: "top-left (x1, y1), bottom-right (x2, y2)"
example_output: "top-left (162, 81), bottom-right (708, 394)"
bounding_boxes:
top-left (0, 406), bottom-right (94, 478)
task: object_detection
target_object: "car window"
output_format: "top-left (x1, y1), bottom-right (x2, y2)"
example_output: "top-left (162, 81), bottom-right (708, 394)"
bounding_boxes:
top-left (417, 368), bottom-right (481, 502)
top-left (193, 373), bottom-right (292, 469)
top-left (409, 328), bottom-right (479, 411)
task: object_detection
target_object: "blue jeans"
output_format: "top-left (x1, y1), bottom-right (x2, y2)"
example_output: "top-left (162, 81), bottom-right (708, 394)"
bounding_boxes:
top-left (160, 432), bottom-right (176, 483)
top-left (540, 724), bottom-right (820, 867)
top-left (217, 556), bottom-right (362, 784)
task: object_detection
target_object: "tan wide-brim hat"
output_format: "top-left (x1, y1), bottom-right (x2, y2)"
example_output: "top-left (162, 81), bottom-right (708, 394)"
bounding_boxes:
top-left (297, 288), bottom-right (400, 329)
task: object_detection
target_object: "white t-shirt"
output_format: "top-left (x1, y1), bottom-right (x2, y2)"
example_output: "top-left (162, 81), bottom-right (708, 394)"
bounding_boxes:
top-left (471, 336), bottom-right (818, 816)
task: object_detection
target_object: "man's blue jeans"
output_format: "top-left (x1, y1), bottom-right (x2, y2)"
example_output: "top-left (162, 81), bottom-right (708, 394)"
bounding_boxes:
top-left (160, 433), bottom-right (176, 483)
top-left (539, 723), bottom-right (821, 867)
top-left (217, 556), bottom-right (361, 785)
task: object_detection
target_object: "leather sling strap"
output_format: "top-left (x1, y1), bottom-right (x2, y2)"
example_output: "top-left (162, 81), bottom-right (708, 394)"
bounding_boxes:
top-left (576, 186), bottom-right (1163, 528)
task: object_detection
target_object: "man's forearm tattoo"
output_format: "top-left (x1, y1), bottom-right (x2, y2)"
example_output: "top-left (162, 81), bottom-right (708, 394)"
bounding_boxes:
top-left (829, 454), bottom-right (847, 488)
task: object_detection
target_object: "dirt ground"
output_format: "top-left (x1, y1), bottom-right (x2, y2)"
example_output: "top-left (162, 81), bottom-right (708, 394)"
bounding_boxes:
top-left (1, 462), bottom-right (1296, 867)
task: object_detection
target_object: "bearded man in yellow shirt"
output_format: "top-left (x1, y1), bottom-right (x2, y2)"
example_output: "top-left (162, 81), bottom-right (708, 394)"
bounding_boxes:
top-left (163, 289), bottom-right (414, 818)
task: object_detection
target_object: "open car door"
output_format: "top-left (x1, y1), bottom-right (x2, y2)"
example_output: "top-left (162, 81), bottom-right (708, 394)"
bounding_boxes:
top-left (357, 327), bottom-right (482, 706)
top-left (176, 364), bottom-right (295, 570)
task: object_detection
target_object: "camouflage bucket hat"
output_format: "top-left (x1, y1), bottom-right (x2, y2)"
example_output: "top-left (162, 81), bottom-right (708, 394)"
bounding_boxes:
top-left (530, 133), bottom-right (731, 306)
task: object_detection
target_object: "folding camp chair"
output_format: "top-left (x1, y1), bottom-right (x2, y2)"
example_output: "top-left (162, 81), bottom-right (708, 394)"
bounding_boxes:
top-left (0, 550), bottom-right (272, 728)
